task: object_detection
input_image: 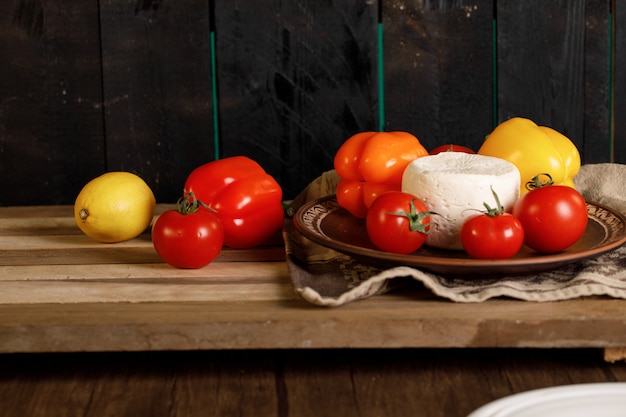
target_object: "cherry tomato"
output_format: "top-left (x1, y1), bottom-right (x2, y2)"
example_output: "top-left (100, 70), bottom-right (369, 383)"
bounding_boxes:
top-left (366, 192), bottom-right (433, 254)
top-left (461, 213), bottom-right (524, 259)
top-left (512, 180), bottom-right (588, 253)
top-left (152, 194), bottom-right (224, 269)
top-left (460, 188), bottom-right (524, 259)
top-left (430, 144), bottom-right (475, 155)
top-left (184, 156), bottom-right (284, 248)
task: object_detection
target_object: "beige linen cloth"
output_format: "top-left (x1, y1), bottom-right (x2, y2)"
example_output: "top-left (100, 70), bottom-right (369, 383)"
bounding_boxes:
top-left (283, 164), bottom-right (626, 306)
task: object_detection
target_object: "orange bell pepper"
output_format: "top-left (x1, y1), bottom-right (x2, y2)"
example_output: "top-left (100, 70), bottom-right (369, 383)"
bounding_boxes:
top-left (333, 131), bottom-right (428, 218)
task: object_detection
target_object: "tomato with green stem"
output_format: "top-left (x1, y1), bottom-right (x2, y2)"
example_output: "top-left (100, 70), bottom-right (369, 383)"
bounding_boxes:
top-left (152, 193), bottom-right (224, 269)
top-left (461, 188), bottom-right (524, 259)
top-left (512, 173), bottom-right (588, 253)
top-left (366, 192), bottom-right (434, 254)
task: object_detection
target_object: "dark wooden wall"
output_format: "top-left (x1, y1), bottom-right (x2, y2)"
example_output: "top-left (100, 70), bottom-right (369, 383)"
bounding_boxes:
top-left (0, 0), bottom-right (621, 206)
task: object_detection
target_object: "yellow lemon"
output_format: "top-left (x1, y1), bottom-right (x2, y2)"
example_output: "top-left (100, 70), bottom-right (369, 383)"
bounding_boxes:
top-left (74, 172), bottom-right (156, 243)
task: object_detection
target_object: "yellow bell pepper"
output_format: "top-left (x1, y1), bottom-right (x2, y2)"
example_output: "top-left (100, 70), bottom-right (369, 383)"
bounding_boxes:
top-left (477, 117), bottom-right (581, 194)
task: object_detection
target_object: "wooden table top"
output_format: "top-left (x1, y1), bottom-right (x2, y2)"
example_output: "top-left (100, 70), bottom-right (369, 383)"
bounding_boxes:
top-left (3, 205), bottom-right (626, 417)
top-left (2, 205), bottom-right (626, 354)
top-left (2, 348), bottom-right (626, 417)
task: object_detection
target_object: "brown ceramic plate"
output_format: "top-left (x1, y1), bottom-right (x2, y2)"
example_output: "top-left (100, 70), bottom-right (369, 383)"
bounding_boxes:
top-left (292, 195), bottom-right (626, 276)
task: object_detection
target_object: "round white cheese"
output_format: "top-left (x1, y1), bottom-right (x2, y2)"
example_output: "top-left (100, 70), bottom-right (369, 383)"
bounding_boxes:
top-left (401, 153), bottom-right (520, 250)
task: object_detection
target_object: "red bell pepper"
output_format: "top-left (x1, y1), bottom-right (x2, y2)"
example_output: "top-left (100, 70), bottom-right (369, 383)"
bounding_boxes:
top-left (184, 156), bottom-right (284, 248)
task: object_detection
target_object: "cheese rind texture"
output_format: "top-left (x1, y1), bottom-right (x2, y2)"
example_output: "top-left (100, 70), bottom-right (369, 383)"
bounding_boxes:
top-left (401, 153), bottom-right (520, 250)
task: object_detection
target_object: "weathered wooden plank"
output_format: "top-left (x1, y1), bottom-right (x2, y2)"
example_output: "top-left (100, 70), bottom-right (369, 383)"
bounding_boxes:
top-left (99, 0), bottom-right (216, 203)
top-left (0, 276), bottom-right (294, 304)
top-left (496, 0), bottom-right (611, 163)
top-left (383, 0), bottom-right (494, 152)
top-left (0, 204), bottom-right (172, 235)
top-left (0, 205), bottom-right (285, 266)
top-left (613, 0), bottom-right (626, 163)
top-left (2, 293), bottom-right (626, 352)
top-left (0, 234), bottom-right (285, 266)
top-left (0, 280), bottom-right (294, 304)
top-left (0, 211), bottom-right (107, 237)
top-left (2, 206), bottom-right (626, 353)
top-left (0, 261), bottom-right (289, 282)
top-left (214, 0), bottom-right (379, 199)
top-left (0, 0), bottom-right (105, 206)
top-left (0, 348), bottom-right (621, 417)
top-left (582, 0), bottom-right (612, 163)
top-left (0, 234), bottom-right (161, 265)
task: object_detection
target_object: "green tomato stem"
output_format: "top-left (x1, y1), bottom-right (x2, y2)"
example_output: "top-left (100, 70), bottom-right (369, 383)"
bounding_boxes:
top-left (526, 173), bottom-right (554, 191)
top-left (482, 186), bottom-right (505, 217)
top-left (386, 199), bottom-right (436, 234)
top-left (176, 192), bottom-right (213, 215)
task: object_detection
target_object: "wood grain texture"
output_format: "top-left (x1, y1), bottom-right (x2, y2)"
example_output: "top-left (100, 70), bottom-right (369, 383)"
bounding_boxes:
top-left (613, 0), bottom-right (626, 163)
top-left (496, 0), bottom-right (611, 163)
top-left (2, 205), bottom-right (626, 353)
top-left (99, 0), bottom-right (216, 203)
top-left (383, 0), bottom-right (494, 152)
top-left (0, 0), bottom-right (105, 205)
top-left (0, 0), bottom-right (620, 207)
top-left (0, 349), bottom-right (625, 417)
top-left (214, 0), bottom-right (379, 199)
top-left (0, 234), bottom-right (283, 266)
top-left (582, 0), bottom-right (612, 163)
top-left (4, 294), bottom-right (626, 352)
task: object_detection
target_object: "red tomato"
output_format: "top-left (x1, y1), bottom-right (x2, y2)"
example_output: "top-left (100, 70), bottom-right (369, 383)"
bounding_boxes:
top-left (366, 192), bottom-right (432, 254)
top-left (461, 213), bottom-right (524, 259)
top-left (430, 144), bottom-right (475, 155)
top-left (152, 195), bottom-right (224, 269)
top-left (184, 156), bottom-right (284, 248)
top-left (512, 184), bottom-right (588, 253)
